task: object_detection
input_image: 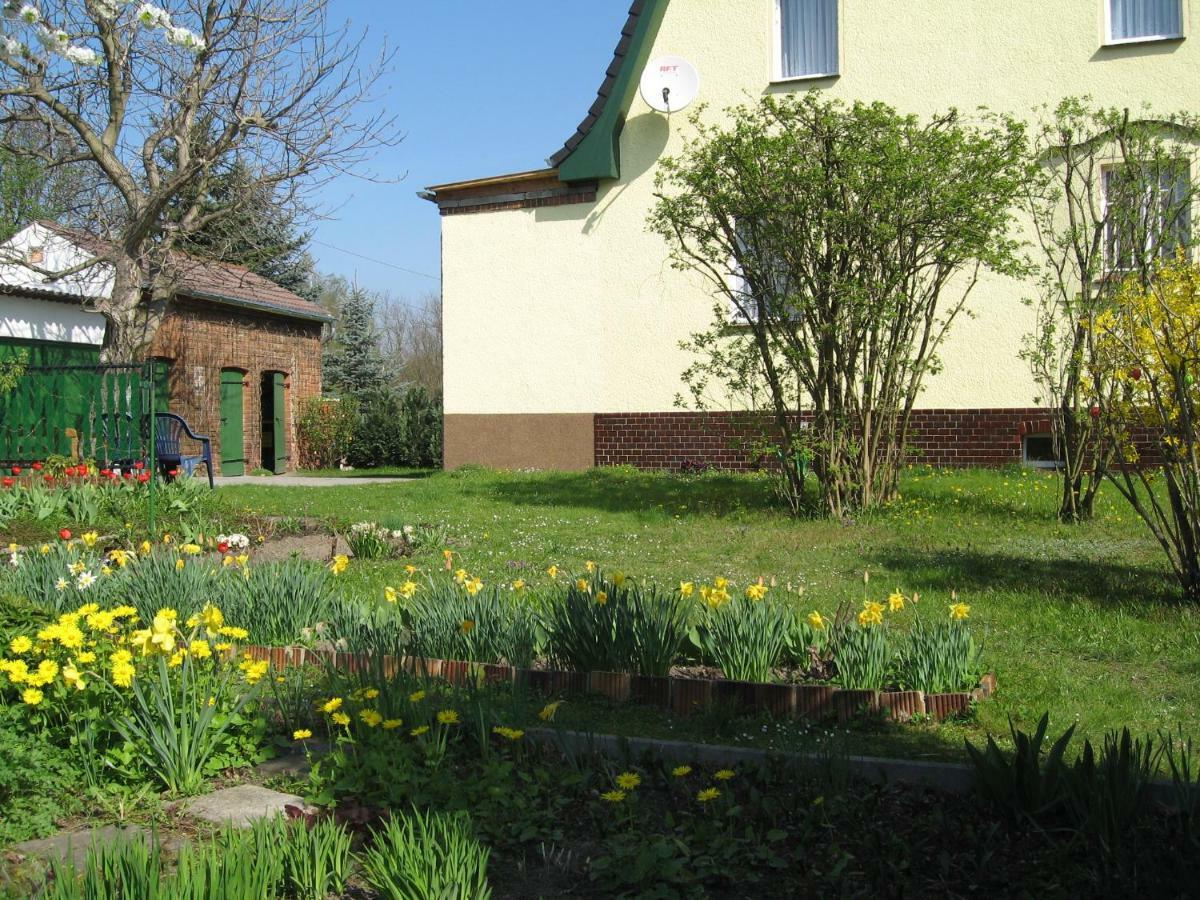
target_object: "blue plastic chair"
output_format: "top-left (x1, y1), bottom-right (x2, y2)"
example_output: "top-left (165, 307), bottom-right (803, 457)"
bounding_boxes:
top-left (154, 413), bottom-right (214, 488)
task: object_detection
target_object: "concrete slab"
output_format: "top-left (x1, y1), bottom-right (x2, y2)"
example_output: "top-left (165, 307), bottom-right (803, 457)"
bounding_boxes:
top-left (11, 824), bottom-right (150, 869)
top-left (181, 784), bottom-right (305, 829)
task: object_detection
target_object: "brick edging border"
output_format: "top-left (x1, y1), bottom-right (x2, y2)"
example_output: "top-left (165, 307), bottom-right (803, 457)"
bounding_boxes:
top-left (243, 645), bottom-right (996, 724)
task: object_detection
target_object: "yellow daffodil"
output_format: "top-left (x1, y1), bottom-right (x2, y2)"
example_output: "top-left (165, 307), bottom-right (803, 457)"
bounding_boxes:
top-left (888, 590), bottom-right (905, 613)
top-left (807, 611), bottom-right (827, 630)
top-left (328, 555), bottom-right (349, 576)
top-left (595, 590), bottom-right (608, 606)
top-left (82, 531), bottom-right (99, 548)
top-left (538, 700), bottom-right (563, 722)
top-left (949, 602), bottom-right (971, 621)
top-left (384, 586), bottom-right (397, 603)
top-left (546, 565), bottom-right (559, 580)
top-left (679, 581), bottom-right (694, 597)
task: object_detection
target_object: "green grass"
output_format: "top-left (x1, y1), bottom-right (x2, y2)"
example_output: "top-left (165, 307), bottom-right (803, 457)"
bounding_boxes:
top-left (223, 464), bottom-right (1200, 758)
top-left (293, 467), bottom-right (435, 479)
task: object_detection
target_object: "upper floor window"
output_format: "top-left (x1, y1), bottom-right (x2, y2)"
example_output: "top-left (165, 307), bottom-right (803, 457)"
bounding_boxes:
top-left (1103, 163), bottom-right (1192, 271)
top-left (777, 0), bottom-right (839, 80)
top-left (1107, 0), bottom-right (1184, 43)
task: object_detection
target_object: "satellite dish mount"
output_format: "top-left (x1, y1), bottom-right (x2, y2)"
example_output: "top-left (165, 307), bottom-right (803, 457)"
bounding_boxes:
top-left (640, 56), bottom-right (700, 115)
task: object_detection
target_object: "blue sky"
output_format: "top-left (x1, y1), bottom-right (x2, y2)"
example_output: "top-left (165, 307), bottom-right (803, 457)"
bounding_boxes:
top-left (307, 2), bottom-right (631, 301)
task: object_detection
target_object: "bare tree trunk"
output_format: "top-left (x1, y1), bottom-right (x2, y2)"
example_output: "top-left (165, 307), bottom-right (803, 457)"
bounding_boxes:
top-left (95, 259), bottom-right (166, 363)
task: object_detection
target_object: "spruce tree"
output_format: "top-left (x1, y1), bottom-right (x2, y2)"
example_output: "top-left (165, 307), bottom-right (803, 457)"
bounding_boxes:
top-left (323, 285), bottom-right (384, 398)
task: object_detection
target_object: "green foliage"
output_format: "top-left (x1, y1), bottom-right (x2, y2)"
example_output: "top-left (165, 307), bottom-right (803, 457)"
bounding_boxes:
top-left (269, 816), bottom-right (353, 900)
top-left (895, 618), bottom-right (981, 693)
top-left (347, 386), bottom-right (443, 470)
top-left (224, 559), bottom-right (338, 646)
top-left (324, 284), bottom-right (384, 398)
top-left (830, 622), bottom-right (892, 691)
top-left (361, 809), bottom-right (492, 900)
top-left (650, 93), bottom-right (1029, 516)
top-left (0, 348), bottom-right (28, 395)
top-left (0, 711), bottom-right (83, 844)
top-left (296, 398), bottom-right (357, 470)
top-left (545, 574), bottom-right (690, 676)
top-left (404, 583), bottom-right (541, 669)
top-left (696, 596), bottom-right (791, 683)
top-left (113, 652), bottom-right (262, 796)
top-left (1067, 727), bottom-right (1161, 858)
top-left (346, 521), bottom-right (397, 560)
top-left (965, 713), bottom-right (1076, 824)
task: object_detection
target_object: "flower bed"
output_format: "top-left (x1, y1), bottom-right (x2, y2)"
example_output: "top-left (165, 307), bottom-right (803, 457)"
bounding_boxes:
top-left (240, 643), bottom-right (997, 723)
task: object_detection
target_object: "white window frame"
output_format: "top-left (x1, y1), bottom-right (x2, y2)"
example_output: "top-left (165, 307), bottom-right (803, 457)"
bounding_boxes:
top-left (1102, 161), bottom-right (1193, 273)
top-left (1022, 434), bottom-right (1063, 470)
top-left (772, 0), bottom-right (841, 84)
top-left (1103, 0), bottom-right (1185, 46)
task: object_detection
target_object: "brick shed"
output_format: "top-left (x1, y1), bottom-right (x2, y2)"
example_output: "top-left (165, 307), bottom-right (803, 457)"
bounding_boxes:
top-left (0, 222), bottom-right (331, 475)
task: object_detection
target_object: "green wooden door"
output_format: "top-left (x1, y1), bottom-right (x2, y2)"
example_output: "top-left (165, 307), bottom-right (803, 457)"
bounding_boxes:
top-left (272, 372), bottom-right (287, 473)
top-left (219, 370), bottom-right (245, 476)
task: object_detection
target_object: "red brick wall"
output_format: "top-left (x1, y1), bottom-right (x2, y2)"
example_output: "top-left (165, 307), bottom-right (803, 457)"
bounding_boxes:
top-left (594, 409), bottom-right (1058, 471)
top-left (150, 299), bottom-right (324, 475)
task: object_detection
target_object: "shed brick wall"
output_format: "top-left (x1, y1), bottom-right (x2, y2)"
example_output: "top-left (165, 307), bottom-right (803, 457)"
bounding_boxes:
top-left (150, 299), bottom-right (324, 475)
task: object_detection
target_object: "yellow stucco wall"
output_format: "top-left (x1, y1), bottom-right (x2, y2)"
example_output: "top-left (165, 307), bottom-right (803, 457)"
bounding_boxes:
top-left (441, 0), bottom-right (1200, 416)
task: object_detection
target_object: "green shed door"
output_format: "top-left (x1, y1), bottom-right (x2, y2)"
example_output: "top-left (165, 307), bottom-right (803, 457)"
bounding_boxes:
top-left (272, 372), bottom-right (287, 474)
top-left (219, 370), bottom-right (245, 477)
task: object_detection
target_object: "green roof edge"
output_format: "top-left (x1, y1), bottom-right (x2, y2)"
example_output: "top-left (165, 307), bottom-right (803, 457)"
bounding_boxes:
top-left (556, 0), bottom-right (671, 183)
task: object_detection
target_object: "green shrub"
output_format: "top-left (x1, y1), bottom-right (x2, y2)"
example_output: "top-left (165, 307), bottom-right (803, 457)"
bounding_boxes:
top-left (297, 397), bottom-right (357, 470)
top-left (696, 595), bottom-right (791, 683)
top-left (347, 386), bottom-right (442, 469)
top-left (361, 809), bottom-right (491, 900)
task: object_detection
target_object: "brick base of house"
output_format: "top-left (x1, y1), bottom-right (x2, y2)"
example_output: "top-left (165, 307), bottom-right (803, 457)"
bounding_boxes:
top-left (593, 409), bottom-right (1057, 472)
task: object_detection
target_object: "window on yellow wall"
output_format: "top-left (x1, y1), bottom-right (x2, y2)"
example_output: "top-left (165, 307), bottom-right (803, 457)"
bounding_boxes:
top-left (1102, 163), bottom-right (1192, 271)
top-left (1106, 0), bottom-right (1184, 43)
top-left (777, 0), bottom-right (839, 80)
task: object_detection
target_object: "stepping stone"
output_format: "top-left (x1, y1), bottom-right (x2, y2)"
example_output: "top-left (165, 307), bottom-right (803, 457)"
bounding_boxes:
top-left (182, 784), bottom-right (305, 829)
top-left (10, 824), bottom-right (150, 870)
top-left (255, 752), bottom-right (313, 779)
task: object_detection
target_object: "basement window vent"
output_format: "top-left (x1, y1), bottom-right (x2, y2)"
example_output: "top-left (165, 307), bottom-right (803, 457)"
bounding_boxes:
top-left (1022, 434), bottom-right (1063, 469)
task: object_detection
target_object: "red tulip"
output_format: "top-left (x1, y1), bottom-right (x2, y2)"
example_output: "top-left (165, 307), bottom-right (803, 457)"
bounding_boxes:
top-left (1130, 367), bottom-right (1142, 381)
top-left (59, 528), bottom-right (72, 541)
top-left (137, 473), bottom-right (151, 484)
top-left (43, 474), bottom-right (54, 484)
top-left (217, 541), bottom-right (230, 554)
top-left (124, 472), bottom-right (134, 480)
top-left (11, 466), bottom-right (21, 475)
top-left (134, 461), bottom-right (145, 471)
top-left (1, 477), bottom-right (12, 488)
top-left (31, 462), bottom-right (42, 471)
top-left (168, 469), bottom-right (179, 477)
top-left (1090, 404), bottom-right (1101, 419)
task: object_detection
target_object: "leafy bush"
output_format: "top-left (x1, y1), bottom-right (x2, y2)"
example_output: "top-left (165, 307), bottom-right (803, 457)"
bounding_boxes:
top-left (361, 809), bottom-right (491, 900)
top-left (296, 397), bottom-right (357, 470)
top-left (346, 386), bottom-right (442, 470)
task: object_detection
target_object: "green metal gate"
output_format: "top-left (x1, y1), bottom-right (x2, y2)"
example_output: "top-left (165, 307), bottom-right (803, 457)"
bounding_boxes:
top-left (0, 363), bottom-right (156, 466)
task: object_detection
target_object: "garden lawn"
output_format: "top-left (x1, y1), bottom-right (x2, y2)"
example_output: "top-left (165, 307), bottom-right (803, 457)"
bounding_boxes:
top-left (224, 465), bottom-right (1200, 759)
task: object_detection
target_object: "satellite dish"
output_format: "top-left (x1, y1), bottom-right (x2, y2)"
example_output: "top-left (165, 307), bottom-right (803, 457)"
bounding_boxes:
top-left (640, 56), bottom-right (700, 114)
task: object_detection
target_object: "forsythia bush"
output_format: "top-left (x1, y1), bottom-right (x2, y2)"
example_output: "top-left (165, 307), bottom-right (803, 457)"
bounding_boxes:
top-left (1094, 258), bottom-right (1200, 600)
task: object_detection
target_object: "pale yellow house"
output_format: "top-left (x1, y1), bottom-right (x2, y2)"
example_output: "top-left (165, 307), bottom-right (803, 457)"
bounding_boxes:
top-left (425, 0), bottom-right (1199, 471)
